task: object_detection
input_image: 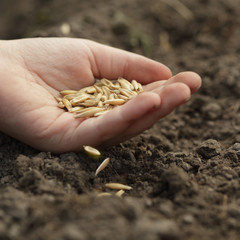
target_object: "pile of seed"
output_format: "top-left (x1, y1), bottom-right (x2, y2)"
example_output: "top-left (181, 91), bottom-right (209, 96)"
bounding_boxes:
top-left (56, 78), bottom-right (143, 118)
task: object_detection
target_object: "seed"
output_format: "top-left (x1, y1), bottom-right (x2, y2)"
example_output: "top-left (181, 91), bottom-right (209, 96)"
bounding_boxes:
top-left (131, 80), bottom-right (139, 91)
top-left (77, 86), bottom-right (92, 94)
top-left (131, 91), bottom-right (138, 96)
top-left (105, 183), bottom-right (132, 190)
top-left (57, 101), bottom-right (65, 108)
top-left (118, 78), bottom-right (134, 91)
top-left (113, 93), bottom-right (118, 99)
top-left (106, 105), bottom-right (114, 110)
top-left (94, 110), bottom-right (110, 117)
top-left (97, 101), bottom-right (104, 108)
top-left (71, 95), bottom-right (89, 103)
top-left (60, 90), bottom-right (78, 96)
top-left (85, 86), bottom-right (96, 94)
top-left (74, 106), bottom-right (98, 113)
top-left (83, 145), bottom-right (101, 156)
top-left (74, 107), bottom-right (105, 118)
top-left (54, 96), bottom-right (62, 102)
top-left (94, 84), bottom-right (103, 94)
top-left (100, 78), bottom-right (112, 87)
top-left (63, 94), bottom-right (77, 101)
top-left (97, 192), bottom-right (112, 197)
top-left (119, 88), bottom-right (133, 98)
top-left (69, 106), bottom-right (84, 113)
top-left (101, 95), bottom-right (108, 102)
top-left (102, 86), bottom-right (111, 98)
top-left (109, 93), bottom-right (115, 100)
top-left (115, 189), bottom-right (125, 197)
top-left (137, 82), bottom-right (143, 92)
top-left (110, 89), bottom-right (121, 94)
top-left (95, 93), bottom-right (103, 101)
top-left (79, 99), bottom-right (98, 107)
top-left (62, 98), bottom-right (72, 111)
top-left (70, 94), bottom-right (91, 104)
top-left (118, 94), bottom-right (129, 100)
top-left (103, 99), bottom-right (125, 105)
top-left (95, 157), bottom-right (110, 176)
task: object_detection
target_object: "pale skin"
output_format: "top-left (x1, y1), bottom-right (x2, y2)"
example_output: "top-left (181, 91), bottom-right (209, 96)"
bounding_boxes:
top-left (0, 38), bottom-right (201, 153)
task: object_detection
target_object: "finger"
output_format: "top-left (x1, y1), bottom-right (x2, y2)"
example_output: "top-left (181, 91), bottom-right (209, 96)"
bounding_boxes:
top-left (112, 82), bottom-right (191, 144)
top-left (73, 91), bottom-right (161, 148)
top-left (82, 40), bottom-right (172, 84)
top-left (144, 71), bottom-right (202, 94)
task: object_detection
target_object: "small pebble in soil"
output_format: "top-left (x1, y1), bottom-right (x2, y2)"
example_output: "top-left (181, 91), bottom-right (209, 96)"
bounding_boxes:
top-left (196, 139), bottom-right (222, 159)
top-left (201, 102), bottom-right (222, 120)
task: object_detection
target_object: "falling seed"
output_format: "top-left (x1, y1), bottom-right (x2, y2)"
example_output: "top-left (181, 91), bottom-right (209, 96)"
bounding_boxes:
top-left (83, 145), bottom-right (101, 157)
top-left (95, 157), bottom-right (110, 176)
top-left (105, 183), bottom-right (132, 190)
top-left (115, 189), bottom-right (125, 198)
top-left (60, 23), bottom-right (71, 35)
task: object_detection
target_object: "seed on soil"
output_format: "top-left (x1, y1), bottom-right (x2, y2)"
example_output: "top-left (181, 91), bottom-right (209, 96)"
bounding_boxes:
top-left (97, 192), bottom-right (112, 197)
top-left (83, 145), bottom-right (101, 157)
top-left (95, 157), bottom-right (110, 176)
top-left (56, 78), bottom-right (143, 118)
top-left (105, 183), bottom-right (132, 190)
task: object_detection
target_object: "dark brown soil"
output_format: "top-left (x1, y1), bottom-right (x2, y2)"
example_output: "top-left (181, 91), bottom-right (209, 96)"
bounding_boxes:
top-left (0, 0), bottom-right (240, 239)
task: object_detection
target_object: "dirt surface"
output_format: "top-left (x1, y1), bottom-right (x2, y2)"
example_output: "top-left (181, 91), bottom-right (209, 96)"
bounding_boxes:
top-left (0, 0), bottom-right (240, 239)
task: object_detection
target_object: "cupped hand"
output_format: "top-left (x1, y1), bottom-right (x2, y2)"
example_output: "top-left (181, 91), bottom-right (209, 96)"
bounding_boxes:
top-left (0, 38), bottom-right (201, 153)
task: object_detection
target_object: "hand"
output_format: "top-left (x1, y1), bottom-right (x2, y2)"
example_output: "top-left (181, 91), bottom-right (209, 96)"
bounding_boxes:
top-left (0, 38), bottom-right (201, 153)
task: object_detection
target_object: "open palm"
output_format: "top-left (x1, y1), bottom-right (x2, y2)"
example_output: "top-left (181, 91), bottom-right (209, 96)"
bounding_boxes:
top-left (0, 38), bottom-right (201, 153)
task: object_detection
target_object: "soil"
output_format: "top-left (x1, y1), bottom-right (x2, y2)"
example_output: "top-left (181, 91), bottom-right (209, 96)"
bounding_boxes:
top-left (0, 0), bottom-right (240, 239)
